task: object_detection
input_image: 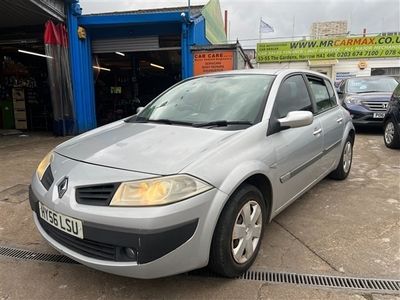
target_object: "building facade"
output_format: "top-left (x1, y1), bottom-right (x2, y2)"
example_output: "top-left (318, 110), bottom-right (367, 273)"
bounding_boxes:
top-left (310, 21), bottom-right (348, 39)
top-left (1, 0), bottom-right (248, 134)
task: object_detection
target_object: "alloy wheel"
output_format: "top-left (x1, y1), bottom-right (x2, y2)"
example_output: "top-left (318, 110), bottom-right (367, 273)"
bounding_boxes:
top-left (385, 122), bottom-right (395, 145)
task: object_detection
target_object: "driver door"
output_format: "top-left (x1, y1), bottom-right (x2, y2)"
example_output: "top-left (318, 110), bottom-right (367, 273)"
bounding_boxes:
top-left (267, 74), bottom-right (324, 212)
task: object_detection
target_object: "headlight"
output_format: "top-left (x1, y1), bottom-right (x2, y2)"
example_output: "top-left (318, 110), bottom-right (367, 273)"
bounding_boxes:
top-left (36, 151), bottom-right (54, 180)
top-left (344, 96), bottom-right (361, 105)
top-left (110, 175), bottom-right (213, 206)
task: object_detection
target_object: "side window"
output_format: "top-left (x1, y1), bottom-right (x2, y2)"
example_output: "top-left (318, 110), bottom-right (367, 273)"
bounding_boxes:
top-left (307, 76), bottom-right (334, 113)
top-left (324, 79), bottom-right (338, 107)
top-left (394, 84), bottom-right (400, 98)
top-left (275, 75), bottom-right (313, 118)
top-left (391, 84), bottom-right (400, 104)
top-left (338, 80), bottom-right (346, 94)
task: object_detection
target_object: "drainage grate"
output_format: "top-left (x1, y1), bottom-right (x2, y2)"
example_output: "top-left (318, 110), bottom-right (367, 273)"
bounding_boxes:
top-left (0, 245), bottom-right (77, 264)
top-left (1, 245), bottom-right (399, 294)
top-left (190, 269), bottom-right (399, 294)
top-left (237, 270), bottom-right (400, 293)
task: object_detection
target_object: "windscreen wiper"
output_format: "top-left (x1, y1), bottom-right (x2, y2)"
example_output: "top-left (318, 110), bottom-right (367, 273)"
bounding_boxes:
top-left (124, 115), bottom-right (149, 123)
top-left (192, 120), bottom-right (253, 127)
top-left (125, 116), bottom-right (192, 126)
top-left (147, 119), bottom-right (194, 126)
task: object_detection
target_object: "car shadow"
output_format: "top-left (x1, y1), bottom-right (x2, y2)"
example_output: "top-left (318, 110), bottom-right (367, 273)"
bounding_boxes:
top-left (354, 125), bottom-right (383, 136)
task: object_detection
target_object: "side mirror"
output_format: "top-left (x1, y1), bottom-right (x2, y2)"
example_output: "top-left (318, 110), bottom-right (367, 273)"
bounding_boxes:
top-left (336, 87), bottom-right (343, 95)
top-left (136, 107), bottom-right (144, 114)
top-left (278, 111), bottom-right (313, 129)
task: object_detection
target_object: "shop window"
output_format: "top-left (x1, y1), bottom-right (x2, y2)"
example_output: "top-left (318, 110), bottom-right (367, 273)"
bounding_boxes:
top-left (371, 67), bottom-right (400, 78)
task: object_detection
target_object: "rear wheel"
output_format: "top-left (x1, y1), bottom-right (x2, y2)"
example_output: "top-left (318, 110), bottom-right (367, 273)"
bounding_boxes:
top-left (384, 119), bottom-right (400, 149)
top-left (209, 184), bottom-right (267, 277)
top-left (329, 135), bottom-right (353, 180)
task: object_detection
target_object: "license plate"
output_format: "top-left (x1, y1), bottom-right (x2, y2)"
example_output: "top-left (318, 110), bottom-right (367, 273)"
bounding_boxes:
top-left (373, 112), bottom-right (385, 119)
top-left (39, 202), bottom-right (83, 239)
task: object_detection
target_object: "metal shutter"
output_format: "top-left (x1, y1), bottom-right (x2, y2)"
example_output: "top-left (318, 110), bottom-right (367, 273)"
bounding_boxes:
top-left (92, 36), bottom-right (160, 53)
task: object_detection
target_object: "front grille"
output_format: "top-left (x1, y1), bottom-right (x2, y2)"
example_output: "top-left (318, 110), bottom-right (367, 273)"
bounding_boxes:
top-left (75, 183), bottom-right (119, 206)
top-left (362, 101), bottom-right (388, 111)
top-left (41, 166), bottom-right (54, 190)
top-left (38, 217), bottom-right (118, 261)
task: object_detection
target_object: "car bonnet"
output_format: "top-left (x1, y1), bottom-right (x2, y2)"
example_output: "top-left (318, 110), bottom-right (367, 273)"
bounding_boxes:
top-left (55, 121), bottom-right (239, 175)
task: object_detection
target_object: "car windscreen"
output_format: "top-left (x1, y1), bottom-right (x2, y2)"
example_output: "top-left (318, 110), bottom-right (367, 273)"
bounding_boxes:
top-left (347, 77), bottom-right (398, 93)
top-left (133, 74), bottom-right (275, 126)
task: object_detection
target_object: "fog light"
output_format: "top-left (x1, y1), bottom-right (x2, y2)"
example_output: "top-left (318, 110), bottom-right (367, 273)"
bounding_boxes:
top-left (124, 247), bottom-right (137, 259)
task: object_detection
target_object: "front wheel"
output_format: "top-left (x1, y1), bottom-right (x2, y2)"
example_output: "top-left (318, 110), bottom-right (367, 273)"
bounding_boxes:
top-left (208, 184), bottom-right (267, 277)
top-left (384, 119), bottom-right (400, 149)
top-left (329, 136), bottom-right (353, 180)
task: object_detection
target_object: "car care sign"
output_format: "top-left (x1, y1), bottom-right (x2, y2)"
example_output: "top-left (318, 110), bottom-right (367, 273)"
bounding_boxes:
top-left (193, 51), bottom-right (234, 76)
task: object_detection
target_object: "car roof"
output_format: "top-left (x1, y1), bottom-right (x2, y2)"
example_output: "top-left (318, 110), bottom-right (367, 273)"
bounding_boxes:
top-left (201, 68), bottom-right (331, 81)
top-left (345, 75), bottom-right (397, 81)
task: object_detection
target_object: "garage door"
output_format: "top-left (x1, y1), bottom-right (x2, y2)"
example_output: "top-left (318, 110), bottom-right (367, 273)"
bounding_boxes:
top-left (92, 36), bottom-right (162, 53)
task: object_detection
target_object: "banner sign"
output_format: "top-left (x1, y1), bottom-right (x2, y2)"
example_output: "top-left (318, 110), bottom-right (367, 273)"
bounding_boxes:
top-left (193, 51), bottom-right (233, 75)
top-left (257, 35), bottom-right (400, 63)
top-left (201, 0), bottom-right (227, 44)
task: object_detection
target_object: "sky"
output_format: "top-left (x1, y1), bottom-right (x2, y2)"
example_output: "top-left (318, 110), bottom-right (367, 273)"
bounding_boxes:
top-left (79, 0), bottom-right (400, 48)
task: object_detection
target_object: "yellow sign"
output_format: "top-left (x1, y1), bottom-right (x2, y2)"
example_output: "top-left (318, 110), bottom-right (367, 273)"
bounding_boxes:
top-left (77, 26), bottom-right (86, 39)
top-left (257, 35), bottom-right (400, 63)
top-left (358, 61), bottom-right (368, 69)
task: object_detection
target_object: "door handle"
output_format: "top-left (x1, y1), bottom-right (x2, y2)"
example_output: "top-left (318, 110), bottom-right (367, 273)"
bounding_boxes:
top-left (313, 128), bottom-right (322, 136)
top-left (336, 117), bottom-right (343, 123)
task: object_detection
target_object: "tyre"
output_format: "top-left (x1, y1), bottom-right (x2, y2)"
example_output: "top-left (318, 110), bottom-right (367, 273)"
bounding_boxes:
top-left (209, 184), bottom-right (267, 277)
top-left (384, 119), bottom-right (400, 149)
top-left (329, 135), bottom-right (353, 180)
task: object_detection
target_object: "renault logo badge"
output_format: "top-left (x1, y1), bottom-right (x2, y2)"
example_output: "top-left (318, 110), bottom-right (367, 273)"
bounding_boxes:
top-left (58, 177), bottom-right (68, 198)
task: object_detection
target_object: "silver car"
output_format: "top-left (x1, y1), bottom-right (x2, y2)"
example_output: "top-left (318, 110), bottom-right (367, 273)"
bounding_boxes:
top-left (30, 69), bottom-right (354, 279)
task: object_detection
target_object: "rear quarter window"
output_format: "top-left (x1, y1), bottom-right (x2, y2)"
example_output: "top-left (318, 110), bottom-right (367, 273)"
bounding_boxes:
top-left (324, 79), bottom-right (338, 107)
top-left (307, 76), bottom-right (336, 113)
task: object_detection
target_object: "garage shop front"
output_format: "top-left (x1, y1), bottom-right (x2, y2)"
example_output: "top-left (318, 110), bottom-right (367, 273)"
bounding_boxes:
top-left (67, 0), bottom-right (244, 133)
top-left (0, 0), bottom-right (66, 134)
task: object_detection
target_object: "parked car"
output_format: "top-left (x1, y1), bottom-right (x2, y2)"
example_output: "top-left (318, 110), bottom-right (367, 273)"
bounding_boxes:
top-left (30, 69), bottom-right (354, 279)
top-left (337, 76), bottom-right (399, 126)
top-left (383, 83), bottom-right (400, 148)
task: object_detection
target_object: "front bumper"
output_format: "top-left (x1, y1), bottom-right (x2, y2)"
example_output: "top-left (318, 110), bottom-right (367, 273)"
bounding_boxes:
top-left (30, 189), bottom-right (199, 264)
top-left (343, 103), bottom-right (385, 126)
top-left (30, 154), bottom-right (229, 278)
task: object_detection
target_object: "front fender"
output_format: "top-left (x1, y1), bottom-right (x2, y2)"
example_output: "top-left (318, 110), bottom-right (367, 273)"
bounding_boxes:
top-left (342, 119), bottom-right (355, 147)
top-left (217, 160), bottom-right (272, 197)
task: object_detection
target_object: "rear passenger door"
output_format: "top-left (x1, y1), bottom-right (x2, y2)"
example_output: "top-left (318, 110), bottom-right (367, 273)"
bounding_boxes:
top-left (306, 75), bottom-right (344, 171)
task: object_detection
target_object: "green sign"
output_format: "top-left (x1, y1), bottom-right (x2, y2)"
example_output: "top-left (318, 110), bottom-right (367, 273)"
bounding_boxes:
top-left (257, 35), bottom-right (400, 63)
top-left (201, 0), bottom-right (227, 44)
